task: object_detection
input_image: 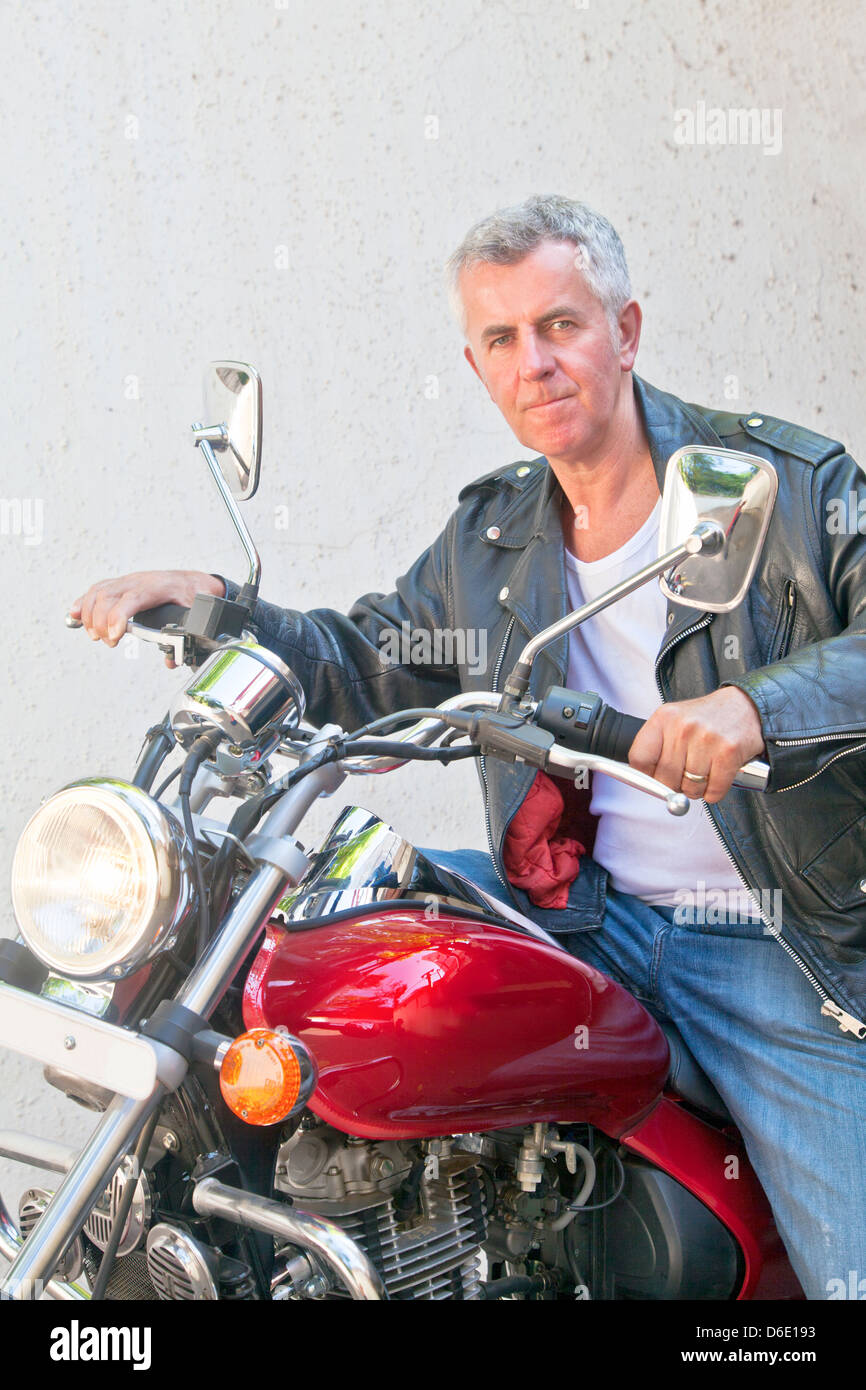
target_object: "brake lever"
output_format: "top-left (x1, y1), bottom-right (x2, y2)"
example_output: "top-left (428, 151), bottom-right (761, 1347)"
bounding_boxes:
top-left (546, 745), bottom-right (690, 816)
top-left (125, 619), bottom-right (187, 666)
top-left (65, 611), bottom-right (188, 666)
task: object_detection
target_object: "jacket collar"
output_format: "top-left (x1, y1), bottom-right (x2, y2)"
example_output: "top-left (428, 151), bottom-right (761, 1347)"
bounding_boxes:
top-left (633, 373), bottom-right (728, 482)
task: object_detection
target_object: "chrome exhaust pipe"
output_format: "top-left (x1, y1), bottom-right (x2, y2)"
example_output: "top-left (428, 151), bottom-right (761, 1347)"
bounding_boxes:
top-left (192, 1177), bottom-right (388, 1301)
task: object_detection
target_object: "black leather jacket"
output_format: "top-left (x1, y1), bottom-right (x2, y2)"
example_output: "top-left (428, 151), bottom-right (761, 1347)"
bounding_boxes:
top-left (224, 374), bottom-right (866, 1035)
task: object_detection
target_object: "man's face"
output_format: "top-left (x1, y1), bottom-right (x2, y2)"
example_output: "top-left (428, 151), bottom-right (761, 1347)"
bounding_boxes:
top-left (460, 239), bottom-right (641, 465)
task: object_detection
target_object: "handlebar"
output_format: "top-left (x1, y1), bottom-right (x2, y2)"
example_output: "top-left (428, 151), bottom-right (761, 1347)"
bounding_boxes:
top-left (65, 605), bottom-right (770, 797)
top-left (336, 684), bottom-right (767, 813)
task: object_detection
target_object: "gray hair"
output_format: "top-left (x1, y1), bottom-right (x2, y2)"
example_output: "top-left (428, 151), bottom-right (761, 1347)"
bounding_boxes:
top-left (445, 194), bottom-right (632, 335)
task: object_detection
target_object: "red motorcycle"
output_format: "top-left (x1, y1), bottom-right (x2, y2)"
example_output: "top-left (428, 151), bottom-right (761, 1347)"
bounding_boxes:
top-left (0, 362), bottom-right (800, 1301)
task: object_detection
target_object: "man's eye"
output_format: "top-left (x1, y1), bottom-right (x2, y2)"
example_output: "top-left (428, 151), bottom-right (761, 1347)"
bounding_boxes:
top-left (490, 335), bottom-right (512, 348)
top-left (552, 319), bottom-right (576, 331)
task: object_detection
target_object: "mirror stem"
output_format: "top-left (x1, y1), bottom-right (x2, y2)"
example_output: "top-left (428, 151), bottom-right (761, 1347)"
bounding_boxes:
top-left (193, 426), bottom-right (262, 608)
top-left (500, 525), bottom-right (721, 709)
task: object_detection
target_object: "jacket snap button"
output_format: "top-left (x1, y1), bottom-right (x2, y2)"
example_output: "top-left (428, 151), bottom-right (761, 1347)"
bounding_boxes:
top-left (499, 586), bottom-right (510, 601)
top-left (486, 525), bottom-right (501, 540)
top-left (667, 613), bottom-right (675, 626)
top-left (859, 880), bottom-right (866, 894)
top-left (516, 465), bottom-right (530, 477)
top-left (746, 416), bottom-right (764, 427)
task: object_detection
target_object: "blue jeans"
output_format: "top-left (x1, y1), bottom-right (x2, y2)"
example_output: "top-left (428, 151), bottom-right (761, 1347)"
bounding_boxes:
top-left (422, 847), bottom-right (866, 1301)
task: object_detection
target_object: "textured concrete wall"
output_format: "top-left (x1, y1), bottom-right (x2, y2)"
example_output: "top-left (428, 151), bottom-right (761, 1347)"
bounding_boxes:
top-left (1, 0), bottom-right (863, 1224)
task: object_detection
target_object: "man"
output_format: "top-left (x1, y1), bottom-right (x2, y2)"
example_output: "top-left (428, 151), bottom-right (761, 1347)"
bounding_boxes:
top-left (72, 195), bottom-right (866, 1298)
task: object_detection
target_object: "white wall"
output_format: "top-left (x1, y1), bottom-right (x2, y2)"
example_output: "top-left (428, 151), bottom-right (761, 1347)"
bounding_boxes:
top-left (1, 0), bottom-right (863, 1218)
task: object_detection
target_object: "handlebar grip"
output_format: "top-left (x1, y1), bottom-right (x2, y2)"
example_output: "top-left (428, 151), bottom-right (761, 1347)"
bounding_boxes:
top-left (66, 605), bottom-right (188, 632)
top-left (131, 603), bottom-right (189, 630)
top-left (590, 706), bottom-right (645, 764)
top-left (593, 705), bottom-right (770, 790)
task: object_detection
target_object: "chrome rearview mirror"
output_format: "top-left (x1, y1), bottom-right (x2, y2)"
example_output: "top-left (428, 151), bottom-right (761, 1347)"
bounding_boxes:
top-left (189, 361), bottom-right (265, 612)
top-left (194, 361), bottom-right (263, 500)
top-left (658, 446), bottom-right (778, 613)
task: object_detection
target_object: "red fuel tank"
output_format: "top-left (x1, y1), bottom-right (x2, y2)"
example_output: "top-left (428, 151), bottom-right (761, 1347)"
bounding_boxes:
top-left (243, 908), bottom-right (669, 1139)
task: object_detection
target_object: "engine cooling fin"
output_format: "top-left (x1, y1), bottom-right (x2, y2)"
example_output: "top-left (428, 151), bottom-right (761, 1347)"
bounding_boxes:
top-left (316, 1163), bottom-right (487, 1300)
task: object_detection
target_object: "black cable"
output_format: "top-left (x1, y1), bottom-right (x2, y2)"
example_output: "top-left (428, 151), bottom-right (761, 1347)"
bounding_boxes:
top-left (132, 716), bottom-right (175, 791)
top-left (177, 731), bottom-right (222, 959)
top-left (153, 764), bottom-right (182, 800)
top-left (281, 896), bottom-right (525, 935)
top-left (343, 738), bottom-right (479, 762)
top-left (343, 707), bottom-right (462, 739)
top-left (565, 1235), bottom-right (590, 1296)
top-left (393, 1155), bottom-right (426, 1222)
top-left (479, 1275), bottom-right (545, 1300)
top-left (90, 1109), bottom-right (161, 1300)
top-left (181, 791), bottom-right (208, 959)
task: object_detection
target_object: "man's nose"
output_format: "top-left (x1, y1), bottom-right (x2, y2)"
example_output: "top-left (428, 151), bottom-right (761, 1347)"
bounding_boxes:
top-left (517, 332), bottom-right (555, 380)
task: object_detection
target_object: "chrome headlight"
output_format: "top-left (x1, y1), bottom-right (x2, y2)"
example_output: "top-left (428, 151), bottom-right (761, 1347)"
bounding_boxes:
top-left (11, 779), bottom-right (195, 981)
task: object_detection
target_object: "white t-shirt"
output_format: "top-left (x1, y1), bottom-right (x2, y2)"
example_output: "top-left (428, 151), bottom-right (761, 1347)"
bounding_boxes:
top-left (563, 500), bottom-right (742, 905)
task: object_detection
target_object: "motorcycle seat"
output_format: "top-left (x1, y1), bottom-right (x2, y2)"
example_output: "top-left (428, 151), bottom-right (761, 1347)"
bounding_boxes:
top-left (654, 1015), bottom-right (733, 1125)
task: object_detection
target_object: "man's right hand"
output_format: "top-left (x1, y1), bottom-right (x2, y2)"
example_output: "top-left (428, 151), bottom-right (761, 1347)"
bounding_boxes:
top-left (69, 570), bottom-right (225, 668)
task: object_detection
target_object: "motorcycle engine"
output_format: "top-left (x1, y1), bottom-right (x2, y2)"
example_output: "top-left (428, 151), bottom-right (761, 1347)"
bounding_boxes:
top-left (274, 1124), bottom-right (488, 1300)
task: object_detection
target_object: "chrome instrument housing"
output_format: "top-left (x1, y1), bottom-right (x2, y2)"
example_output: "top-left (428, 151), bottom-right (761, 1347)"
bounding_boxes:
top-left (170, 638), bottom-right (305, 748)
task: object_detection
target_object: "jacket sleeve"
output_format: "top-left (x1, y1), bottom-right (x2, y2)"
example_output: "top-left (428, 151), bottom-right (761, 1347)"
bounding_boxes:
top-left (219, 515), bottom-right (463, 731)
top-left (724, 450), bottom-right (866, 790)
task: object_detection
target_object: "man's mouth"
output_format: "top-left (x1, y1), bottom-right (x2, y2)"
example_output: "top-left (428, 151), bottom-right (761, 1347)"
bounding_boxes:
top-left (525, 395), bottom-right (574, 411)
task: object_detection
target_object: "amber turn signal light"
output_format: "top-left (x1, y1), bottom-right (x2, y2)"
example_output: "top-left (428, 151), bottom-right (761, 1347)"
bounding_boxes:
top-left (219, 1028), bottom-right (306, 1126)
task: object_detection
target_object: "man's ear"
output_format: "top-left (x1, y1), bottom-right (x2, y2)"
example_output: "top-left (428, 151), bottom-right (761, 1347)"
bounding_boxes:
top-left (617, 300), bottom-right (642, 372)
top-left (464, 344), bottom-right (491, 396)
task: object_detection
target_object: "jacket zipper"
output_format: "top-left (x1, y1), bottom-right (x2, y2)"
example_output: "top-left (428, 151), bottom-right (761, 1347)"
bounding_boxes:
top-left (771, 579), bottom-right (797, 661)
top-left (767, 734), bottom-right (866, 795)
top-left (481, 617), bottom-right (516, 891)
top-left (702, 805), bottom-right (866, 1038)
top-left (655, 616), bottom-right (866, 1039)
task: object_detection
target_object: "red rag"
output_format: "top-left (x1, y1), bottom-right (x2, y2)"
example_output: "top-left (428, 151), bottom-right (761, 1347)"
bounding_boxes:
top-left (503, 770), bottom-right (589, 909)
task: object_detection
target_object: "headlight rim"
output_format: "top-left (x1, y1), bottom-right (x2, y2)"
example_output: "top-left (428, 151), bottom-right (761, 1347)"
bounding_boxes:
top-left (11, 777), bottom-right (196, 982)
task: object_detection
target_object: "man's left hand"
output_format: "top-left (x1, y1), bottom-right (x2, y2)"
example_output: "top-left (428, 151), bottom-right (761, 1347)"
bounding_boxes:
top-left (628, 687), bottom-right (766, 803)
